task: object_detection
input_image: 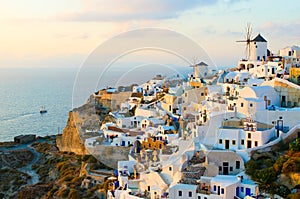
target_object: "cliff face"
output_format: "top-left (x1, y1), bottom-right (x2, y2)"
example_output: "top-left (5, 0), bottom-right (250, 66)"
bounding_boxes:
top-left (56, 92), bottom-right (131, 166)
top-left (56, 111), bottom-right (89, 155)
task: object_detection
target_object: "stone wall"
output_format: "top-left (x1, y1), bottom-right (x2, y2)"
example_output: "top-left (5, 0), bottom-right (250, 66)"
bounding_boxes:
top-left (89, 145), bottom-right (130, 169)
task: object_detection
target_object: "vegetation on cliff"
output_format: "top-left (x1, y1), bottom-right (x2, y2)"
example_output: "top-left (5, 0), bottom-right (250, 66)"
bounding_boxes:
top-left (0, 147), bottom-right (35, 198)
top-left (245, 138), bottom-right (300, 198)
top-left (16, 139), bottom-right (113, 199)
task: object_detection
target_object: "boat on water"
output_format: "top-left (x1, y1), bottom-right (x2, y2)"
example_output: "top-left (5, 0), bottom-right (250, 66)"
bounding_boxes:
top-left (40, 106), bottom-right (47, 114)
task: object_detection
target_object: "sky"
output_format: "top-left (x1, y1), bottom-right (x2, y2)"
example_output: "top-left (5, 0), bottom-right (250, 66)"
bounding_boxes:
top-left (0, 0), bottom-right (300, 68)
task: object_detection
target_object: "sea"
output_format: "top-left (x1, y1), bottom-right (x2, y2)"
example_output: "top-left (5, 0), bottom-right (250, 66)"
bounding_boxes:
top-left (0, 64), bottom-right (196, 142)
top-left (0, 67), bottom-right (80, 142)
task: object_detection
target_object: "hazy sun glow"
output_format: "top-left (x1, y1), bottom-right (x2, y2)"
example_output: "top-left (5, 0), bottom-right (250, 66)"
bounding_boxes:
top-left (0, 0), bottom-right (299, 68)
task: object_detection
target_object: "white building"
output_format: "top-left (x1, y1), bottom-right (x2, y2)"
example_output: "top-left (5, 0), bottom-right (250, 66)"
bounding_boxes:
top-left (279, 45), bottom-right (300, 58)
top-left (135, 106), bottom-right (160, 118)
top-left (169, 183), bottom-right (197, 199)
top-left (215, 118), bottom-right (275, 150)
top-left (117, 116), bottom-right (146, 129)
top-left (235, 85), bottom-right (280, 117)
top-left (169, 174), bottom-right (258, 199)
top-left (249, 34), bottom-right (268, 62)
top-left (111, 134), bottom-right (137, 147)
top-left (141, 118), bottom-right (164, 130)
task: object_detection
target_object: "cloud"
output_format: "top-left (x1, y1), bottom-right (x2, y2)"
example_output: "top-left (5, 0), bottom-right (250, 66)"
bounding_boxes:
top-left (260, 20), bottom-right (300, 39)
top-left (56, 0), bottom-right (218, 22)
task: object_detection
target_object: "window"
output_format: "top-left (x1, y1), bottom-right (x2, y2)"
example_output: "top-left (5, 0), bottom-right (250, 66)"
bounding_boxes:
top-left (169, 166), bottom-right (172, 171)
top-left (188, 191), bottom-right (192, 197)
top-left (148, 186), bottom-right (151, 191)
top-left (219, 166), bottom-right (222, 171)
top-left (178, 191), bottom-right (182, 196)
top-left (236, 161), bottom-right (240, 169)
top-left (255, 141), bottom-right (258, 146)
top-left (241, 103), bottom-right (244, 107)
top-left (214, 185), bottom-right (216, 191)
top-left (241, 139), bottom-right (244, 145)
top-left (230, 166), bottom-right (233, 171)
top-left (232, 140), bottom-right (236, 145)
top-left (219, 139), bottom-right (222, 144)
top-left (204, 197), bottom-right (207, 199)
top-left (250, 103), bottom-right (253, 107)
top-left (221, 188), bottom-right (224, 194)
top-left (198, 196), bottom-right (201, 199)
top-left (185, 93), bottom-right (187, 97)
top-left (241, 187), bottom-right (244, 192)
top-left (248, 133), bottom-right (251, 139)
top-left (201, 92), bottom-right (204, 96)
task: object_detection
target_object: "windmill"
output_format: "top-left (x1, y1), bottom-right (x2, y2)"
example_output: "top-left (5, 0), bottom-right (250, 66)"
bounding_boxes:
top-left (190, 56), bottom-right (199, 78)
top-left (236, 23), bottom-right (253, 60)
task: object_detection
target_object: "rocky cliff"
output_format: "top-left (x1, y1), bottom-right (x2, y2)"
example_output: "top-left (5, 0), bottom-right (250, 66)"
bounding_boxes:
top-left (57, 92), bottom-right (132, 168)
top-left (56, 111), bottom-right (89, 155)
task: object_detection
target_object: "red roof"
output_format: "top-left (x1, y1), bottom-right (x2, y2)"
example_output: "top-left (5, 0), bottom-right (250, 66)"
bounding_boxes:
top-left (107, 126), bottom-right (124, 133)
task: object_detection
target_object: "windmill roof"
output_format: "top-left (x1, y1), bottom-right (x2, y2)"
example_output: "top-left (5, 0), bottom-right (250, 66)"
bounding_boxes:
top-left (197, 61), bottom-right (208, 66)
top-left (252, 34), bottom-right (267, 42)
top-left (189, 61), bottom-right (208, 67)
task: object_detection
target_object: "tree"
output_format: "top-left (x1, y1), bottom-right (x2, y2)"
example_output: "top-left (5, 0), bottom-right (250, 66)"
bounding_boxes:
top-left (289, 138), bottom-right (300, 151)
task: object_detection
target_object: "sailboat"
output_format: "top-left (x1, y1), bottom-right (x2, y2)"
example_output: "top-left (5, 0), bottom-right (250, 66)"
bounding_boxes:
top-left (40, 106), bottom-right (47, 114)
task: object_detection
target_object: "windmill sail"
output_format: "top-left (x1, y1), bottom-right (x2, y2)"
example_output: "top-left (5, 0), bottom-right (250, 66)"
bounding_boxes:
top-left (236, 23), bottom-right (252, 60)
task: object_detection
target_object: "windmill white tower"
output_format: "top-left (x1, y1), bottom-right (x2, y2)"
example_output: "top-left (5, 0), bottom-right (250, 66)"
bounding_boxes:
top-left (249, 33), bottom-right (268, 61)
top-left (237, 23), bottom-right (268, 62)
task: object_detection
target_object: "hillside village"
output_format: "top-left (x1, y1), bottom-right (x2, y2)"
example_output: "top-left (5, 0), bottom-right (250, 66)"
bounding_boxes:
top-left (64, 33), bottom-right (300, 199)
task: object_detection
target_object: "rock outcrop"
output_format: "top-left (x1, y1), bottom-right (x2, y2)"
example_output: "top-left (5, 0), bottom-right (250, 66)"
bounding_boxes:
top-left (56, 111), bottom-right (89, 155)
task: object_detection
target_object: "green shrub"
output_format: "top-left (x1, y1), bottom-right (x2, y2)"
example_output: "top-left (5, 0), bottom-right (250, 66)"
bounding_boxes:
top-left (282, 157), bottom-right (300, 174)
top-left (68, 189), bottom-right (81, 199)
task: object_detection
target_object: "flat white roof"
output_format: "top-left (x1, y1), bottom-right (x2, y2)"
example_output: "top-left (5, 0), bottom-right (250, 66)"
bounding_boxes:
top-left (170, 183), bottom-right (197, 190)
top-left (211, 175), bottom-right (239, 187)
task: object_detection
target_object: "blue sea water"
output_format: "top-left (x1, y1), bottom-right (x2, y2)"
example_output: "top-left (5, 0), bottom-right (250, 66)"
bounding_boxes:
top-left (0, 67), bottom-right (79, 142)
top-left (0, 64), bottom-right (194, 142)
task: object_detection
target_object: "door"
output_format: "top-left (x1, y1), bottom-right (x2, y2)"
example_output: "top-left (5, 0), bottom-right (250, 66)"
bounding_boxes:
top-left (245, 188), bottom-right (251, 196)
top-left (223, 166), bottom-right (229, 175)
top-left (282, 96), bottom-right (286, 107)
top-left (223, 162), bottom-right (229, 175)
top-left (218, 186), bottom-right (220, 195)
top-left (247, 140), bottom-right (252, 149)
top-left (122, 141), bottom-right (126, 146)
top-left (236, 187), bottom-right (239, 197)
top-left (225, 140), bottom-right (230, 149)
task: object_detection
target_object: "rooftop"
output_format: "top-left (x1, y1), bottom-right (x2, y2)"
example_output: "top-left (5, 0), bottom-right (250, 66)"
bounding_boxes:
top-left (211, 175), bottom-right (239, 187)
top-left (170, 183), bottom-right (197, 190)
top-left (252, 33), bottom-right (267, 42)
